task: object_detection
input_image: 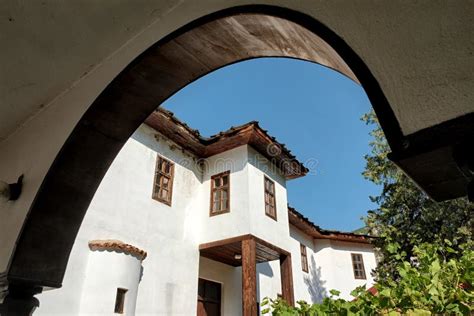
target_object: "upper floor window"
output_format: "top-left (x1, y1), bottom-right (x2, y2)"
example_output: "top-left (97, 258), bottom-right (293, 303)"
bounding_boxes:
top-left (210, 171), bottom-right (230, 216)
top-left (152, 155), bottom-right (174, 205)
top-left (351, 253), bottom-right (366, 279)
top-left (114, 288), bottom-right (127, 314)
top-left (300, 243), bottom-right (309, 273)
top-left (264, 176), bottom-right (277, 220)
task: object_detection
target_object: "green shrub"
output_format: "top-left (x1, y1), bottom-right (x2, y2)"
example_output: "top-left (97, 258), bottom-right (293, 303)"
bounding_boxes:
top-left (261, 242), bottom-right (473, 315)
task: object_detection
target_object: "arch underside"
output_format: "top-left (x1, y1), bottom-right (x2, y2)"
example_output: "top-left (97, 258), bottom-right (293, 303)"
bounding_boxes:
top-left (7, 10), bottom-right (399, 289)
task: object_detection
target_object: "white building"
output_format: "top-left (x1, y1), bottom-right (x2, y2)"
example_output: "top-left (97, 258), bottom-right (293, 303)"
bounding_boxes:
top-left (35, 108), bottom-right (377, 316)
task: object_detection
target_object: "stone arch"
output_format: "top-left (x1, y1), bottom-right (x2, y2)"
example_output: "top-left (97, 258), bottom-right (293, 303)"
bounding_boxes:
top-left (6, 5), bottom-right (402, 293)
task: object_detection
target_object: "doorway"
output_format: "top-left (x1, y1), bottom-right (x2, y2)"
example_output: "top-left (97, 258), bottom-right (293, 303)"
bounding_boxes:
top-left (197, 278), bottom-right (221, 316)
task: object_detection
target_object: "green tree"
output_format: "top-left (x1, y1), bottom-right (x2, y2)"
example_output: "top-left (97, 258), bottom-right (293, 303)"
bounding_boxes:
top-left (361, 110), bottom-right (473, 282)
top-left (261, 111), bottom-right (474, 315)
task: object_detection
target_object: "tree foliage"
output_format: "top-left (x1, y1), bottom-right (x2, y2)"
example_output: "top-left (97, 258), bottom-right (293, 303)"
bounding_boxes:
top-left (261, 111), bottom-right (473, 315)
top-left (361, 111), bottom-right (473, 281)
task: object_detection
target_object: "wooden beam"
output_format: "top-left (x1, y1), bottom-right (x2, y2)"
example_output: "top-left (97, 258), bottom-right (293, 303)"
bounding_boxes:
top-left (199, 234), bottom-right (251, 250)
top-left (242, 238), bottom-right (257, 316)
top-left (252, 235), bottom-right (291, 257)
top-left (280, 254), bottom-right (295, 306)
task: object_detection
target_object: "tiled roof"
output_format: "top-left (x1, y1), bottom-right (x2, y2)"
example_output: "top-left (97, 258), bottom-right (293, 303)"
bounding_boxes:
top-left (145, 107), bottom-right (308, 179)
top-left (89, 239), bottom-right (147, 261)
top-left (288, 206), bottom-right (374, 244)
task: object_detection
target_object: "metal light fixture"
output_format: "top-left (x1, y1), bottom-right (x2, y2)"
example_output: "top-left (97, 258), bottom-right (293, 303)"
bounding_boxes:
top-left (234, 254), bottom-right (242, 260)
top-left (0, 175), bottom-right (23, 201)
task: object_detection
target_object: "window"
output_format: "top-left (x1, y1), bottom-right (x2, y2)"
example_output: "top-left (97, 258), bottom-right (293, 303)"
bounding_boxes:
top-left (210, 171), bottom-right (230, 215)
top-left (300, 243), bottom-right (309, 273)
top-left (264, 176), bottom-right (277, 220)
top-left (351, 253), bottom-right (366, 279)
top-left (152, 155), bottom-right (174, 205)
top-left (114, 288), bottom-right (127, 314)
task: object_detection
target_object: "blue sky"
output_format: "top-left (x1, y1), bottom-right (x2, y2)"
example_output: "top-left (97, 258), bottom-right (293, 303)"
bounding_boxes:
top-left (162, 58), bottom-right (381, 232)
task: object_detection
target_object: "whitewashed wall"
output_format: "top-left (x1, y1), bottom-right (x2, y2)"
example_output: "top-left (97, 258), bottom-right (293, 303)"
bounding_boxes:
top-left (36, 124), bottom-right (203, 315)
top-left (247, 147), bottom-right (292, 251)
top-left (290, 225), bottom-right (377, 302)
top-left (199, 145), bottom-right (292, 251)
top-left (79, 250), bottom-right (142, 315)
top-left (313, 240), bottom-right (376, 300)
top-left (288, 226), bottom-right (321, 303)
top-left (198, 145), bottom-right (251, 243)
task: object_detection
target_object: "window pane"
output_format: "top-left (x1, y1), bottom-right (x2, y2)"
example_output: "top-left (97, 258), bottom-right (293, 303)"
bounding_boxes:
top-left (221, 198), bottom-right (228, 210)
top-left (163, 161), bottom-right (170, 174)
top-left (222, 189), bottom-right (228, 200)
top-left (162, 177), bottom-right (169, 188)
top-left (222, 175), bottom-right (228, 186)
top-left (157, 159), bottom-right (164, 172)
top-left (214, 178), bottom-right (221, 187)
top-left (213, 190), bottom-right (220, 202)
top-left (213, 201), bottom-right (219, 212)
top-left (154, 183), bottom-right (161, 192)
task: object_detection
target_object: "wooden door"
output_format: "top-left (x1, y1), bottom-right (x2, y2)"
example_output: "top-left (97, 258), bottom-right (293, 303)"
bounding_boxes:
top-left (197, 278), bottom-right (221, 316)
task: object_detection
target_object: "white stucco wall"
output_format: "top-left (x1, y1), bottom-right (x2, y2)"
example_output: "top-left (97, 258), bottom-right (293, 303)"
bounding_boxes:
top-left (199, 145), bottom-right (292, 252)
top-left (290, 225), bottom-right (377, 302)
top-left (247, 147), bottom-right (292, 251)
top-left (36, 124), bottom-right (203, 315)
top-left (198, 145), bottom-right (251, 243)
top-left (314, 240), bottom-right (376, 300)
top-left (79, 250), bottom-right (142, 316)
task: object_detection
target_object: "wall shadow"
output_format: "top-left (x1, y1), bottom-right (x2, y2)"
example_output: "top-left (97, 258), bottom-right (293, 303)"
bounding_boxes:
top-left (303, 256), bottom-right (327, 303)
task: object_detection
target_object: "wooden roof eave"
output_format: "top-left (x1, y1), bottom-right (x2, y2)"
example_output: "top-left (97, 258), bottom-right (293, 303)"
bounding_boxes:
top-left (145, 109), bottom-right (307, 179)
top-left (288, 207), bottom-right (373, 244)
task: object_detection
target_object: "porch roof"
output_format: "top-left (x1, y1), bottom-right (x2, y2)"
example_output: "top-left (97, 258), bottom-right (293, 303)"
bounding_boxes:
top-left (199, 234), bottom-right (290, 267)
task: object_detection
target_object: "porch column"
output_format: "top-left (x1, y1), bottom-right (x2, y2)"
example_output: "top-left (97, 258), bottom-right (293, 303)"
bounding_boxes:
top-left (241, 238), bottom-right (257, 316)
top-left (280, 254), bottom-right (295, 306)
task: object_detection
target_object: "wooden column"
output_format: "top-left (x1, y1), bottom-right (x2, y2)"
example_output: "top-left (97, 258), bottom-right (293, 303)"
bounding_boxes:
top-left (280, 254), bottom-right (295, 306)
top-left (241, 238), bottom-right (257, 316)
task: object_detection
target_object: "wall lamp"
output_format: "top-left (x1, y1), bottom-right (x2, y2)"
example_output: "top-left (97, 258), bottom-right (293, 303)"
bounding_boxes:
top-left (0, 175), bottom-right (23, 201)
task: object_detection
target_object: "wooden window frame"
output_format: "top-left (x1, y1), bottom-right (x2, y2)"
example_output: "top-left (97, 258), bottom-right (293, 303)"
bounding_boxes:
top-left (300, 243), bottom-right (309, 273)
top-left (114, 288), bottom-right (127, 314)
top-left (264, 176), bottom-right (277, 221)
top-left (209, 171), bottom-right (230, 216)
top-left (351, 253), bottom-right (367, 280)
top-left (152, 155), bottom-right (174, 206)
